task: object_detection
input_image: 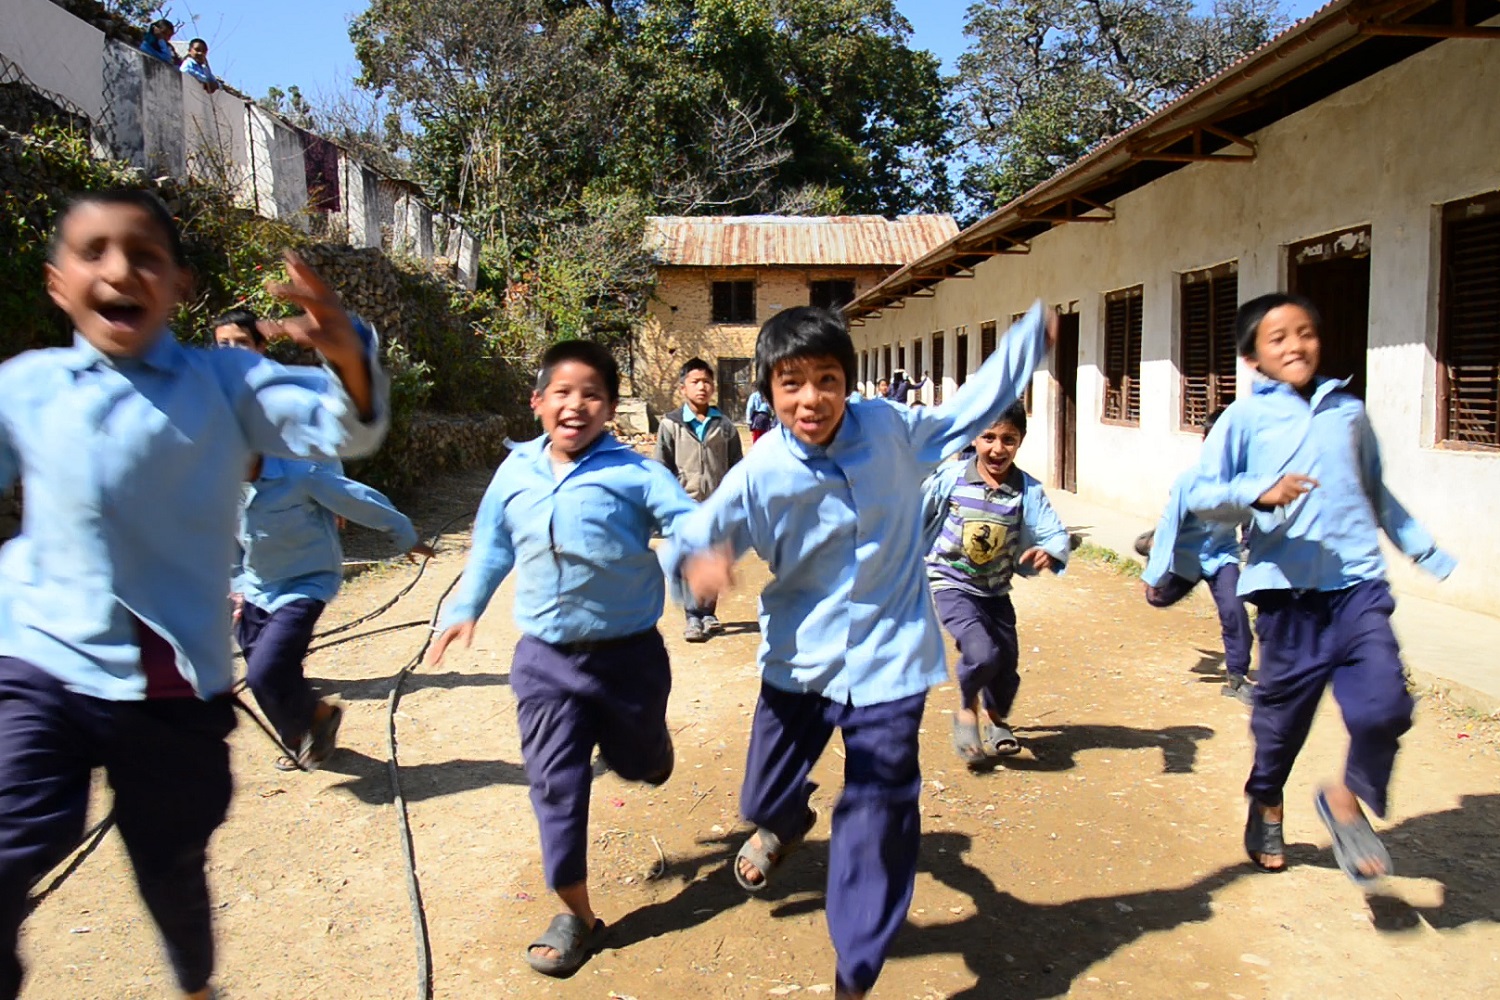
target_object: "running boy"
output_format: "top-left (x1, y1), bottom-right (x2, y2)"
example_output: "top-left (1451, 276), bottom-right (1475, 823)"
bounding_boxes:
top-left (1141, 407), bottom-right (1255, 705)
top-left (0, 190), bottom-right (387, 1000)
top-left (654, 358), bottom-right (743, 642)
top-left (921, 401), bottom-right (1070, 765)
top-left (222, 307), bottom-right (429, 770)
top-left (426, 340), bottom-right (696, 978)
top-left (668, 303), bottom-right (1053, 999)
top-left (1188, 293), bottom-right (1454, 885)
top-left (745, 386), bottom-right (775, 443)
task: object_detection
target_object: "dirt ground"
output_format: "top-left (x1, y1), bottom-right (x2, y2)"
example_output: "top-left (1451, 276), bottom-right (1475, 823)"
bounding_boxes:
top-left (19, 466), bottom-right (1500, 1000)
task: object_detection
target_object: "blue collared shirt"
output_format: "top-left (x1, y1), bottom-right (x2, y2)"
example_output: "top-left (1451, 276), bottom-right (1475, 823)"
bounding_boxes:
top-left (682, 404), bottom-right (721, 441)
top-left (1143, 468), bottom-right (1242, 587)
top-left (181, 58), bottom-right (217, 86)
top-left (0, 326), bottom-right (388, 701)
top-left (920, 460), bottom-right (1070, 596)
top-left (440, 433), bottom-right (698, 643)
top-left (1187, 375), bottom-right (1455, 594)
top-left (235, 456), bottom-right (418, 613)
top-left (663, 303), bottom-right (1048, 706)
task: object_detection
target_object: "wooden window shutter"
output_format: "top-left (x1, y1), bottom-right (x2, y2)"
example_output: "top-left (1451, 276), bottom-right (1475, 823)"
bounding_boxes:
top-left (1104, 287), bottom-right (1142, 423)
top-left (1441, 197), bottom-right (1500, 447)
top-left (1180, 264), bottom-right (1238, 429)
top-left (711, 282), bottom-right (732, 323)
top-left (980, 321), bottom-right (997, 359)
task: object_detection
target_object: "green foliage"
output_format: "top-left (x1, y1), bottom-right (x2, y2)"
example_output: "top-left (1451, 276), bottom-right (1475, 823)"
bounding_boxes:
top-left (1075, 541), bottom-right (1144, 578)
top-left (954, 0), bottom-right (1287, 216)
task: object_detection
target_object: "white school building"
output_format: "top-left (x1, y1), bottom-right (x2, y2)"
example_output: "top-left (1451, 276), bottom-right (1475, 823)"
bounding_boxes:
top-left (845, 0), bottom-right (1500, 617)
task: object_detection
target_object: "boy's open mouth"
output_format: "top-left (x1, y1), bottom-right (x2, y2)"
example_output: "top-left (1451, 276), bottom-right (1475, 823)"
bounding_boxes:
top-left (97, 303), bottom-right (146, 326)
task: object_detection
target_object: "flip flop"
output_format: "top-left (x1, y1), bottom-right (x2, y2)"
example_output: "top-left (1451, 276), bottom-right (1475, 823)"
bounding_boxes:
top-left (733, 807), bottom-right (817, 894)
top-left (952, 716), bottom-right (987, 764)
top-left (1244, 800), bottom-right (1285, 872)
top-left (1314, 789), bottom-right (1392, 887)
top-left (984, 720), bottom-right (1022, 756)
top-left (525, 913), bottom-right (607, 977)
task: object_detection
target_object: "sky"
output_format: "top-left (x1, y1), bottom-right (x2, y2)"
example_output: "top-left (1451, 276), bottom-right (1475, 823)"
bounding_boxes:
top-left (163, 0), bottom-right (1330, 114)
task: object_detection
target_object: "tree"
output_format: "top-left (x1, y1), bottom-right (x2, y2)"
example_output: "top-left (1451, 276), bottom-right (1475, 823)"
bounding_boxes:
top-left (954, 0), bottom-right (1287, 214)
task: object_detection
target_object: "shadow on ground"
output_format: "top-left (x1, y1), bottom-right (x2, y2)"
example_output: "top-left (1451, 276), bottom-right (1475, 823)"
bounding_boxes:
top-left (311, 670), bottom-right (510, 701)
top-left (968, 723), bottom-right (1215, 774)
top-left (320, 748), bottom-right (528, 805)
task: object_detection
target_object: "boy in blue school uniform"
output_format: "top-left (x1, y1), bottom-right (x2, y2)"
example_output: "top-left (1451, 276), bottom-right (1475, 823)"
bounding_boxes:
top-left (0, 190), bottom-right (388, 1000)
top-left (669, 303), bottom-right (1054, 999)
top-left (921, 401), bottom-right (1070, 765)
top-left (427, 340), bottom-right (697, 979)
top-left (1141, 407), bottom-right (1255, 705)
top-left (1188, 293), bottom-right (1454, 886)
top-left (214, 310), bottom-right (428, 771)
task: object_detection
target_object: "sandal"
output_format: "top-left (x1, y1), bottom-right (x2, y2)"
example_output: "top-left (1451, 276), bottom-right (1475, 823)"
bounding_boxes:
top-left (952, 715), bottom-right (987, 765)
top-left (1244, 800), bottom-right (1285, 872)
top-left (984, 720), bottom-right (1021, 757)
top-left (1314, 788), bottom-right (1391, 887)
top-left (524, 913), bottom-right (608, 977)
top-left (734, 807), bottom-right (817, 894)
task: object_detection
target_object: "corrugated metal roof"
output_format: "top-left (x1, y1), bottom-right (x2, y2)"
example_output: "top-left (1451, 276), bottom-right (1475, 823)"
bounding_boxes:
top-left (644, 214), bottom-right (959, 268)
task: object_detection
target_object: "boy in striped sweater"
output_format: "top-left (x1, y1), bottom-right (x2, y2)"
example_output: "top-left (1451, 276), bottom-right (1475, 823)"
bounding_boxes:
top-left (920, 401), bottom-right (1071, 765)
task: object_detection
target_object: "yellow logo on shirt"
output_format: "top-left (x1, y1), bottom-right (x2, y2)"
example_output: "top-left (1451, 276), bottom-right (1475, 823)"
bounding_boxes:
top-left (961, 519), bottom-right (1009, 566)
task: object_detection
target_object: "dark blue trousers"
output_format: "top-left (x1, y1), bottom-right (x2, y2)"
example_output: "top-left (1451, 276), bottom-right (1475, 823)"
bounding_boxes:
top-left (0, 657), bottom-right (235, 998)
top-left (511, 630), bottom-right (673, 889)
top-left (235, 598), bottom-right (326, 748)
top-left (932, 588), bottom-right (1020, 716)
top-left (1145, 565), bottom-right (1252, 677)
top-left (741, 683), bottom-right (926, 996)
top-left (1246, 580), bottom-right (1411, 818)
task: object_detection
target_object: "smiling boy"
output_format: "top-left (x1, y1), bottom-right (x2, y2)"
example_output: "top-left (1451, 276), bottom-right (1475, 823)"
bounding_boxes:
top-left (1188, 293), bottom-right (1454, 886)
top-left (667, 303), bottom-right (1053, 999)
top-left (427, 340), bottom-right (697, 979)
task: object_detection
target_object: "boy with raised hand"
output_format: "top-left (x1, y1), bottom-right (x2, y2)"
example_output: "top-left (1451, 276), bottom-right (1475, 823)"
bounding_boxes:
top-left (426, 340), bottom-right (697, 979)
top-left (1188, 292), bottom-right (1454, 885)
top-left (667, 303), bottom-right (1053, 1000)
top-left (0, 189), bottom-right (387, 1000)
top-left (654, 357), bottom-right (743, 641)
top-left (921, 401), bottom-right (1070, 766)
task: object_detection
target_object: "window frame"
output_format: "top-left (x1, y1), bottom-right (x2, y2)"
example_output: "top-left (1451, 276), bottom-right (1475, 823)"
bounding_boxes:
top-left (1437, 191), bottom-right (1500, 450)
top-left (1102, 286), bottom-right (1144, 426)
top-left (711, 279), bottom-right (756, 324)
top-left (809, 277), bottom-right (857, 311)
top-left (1178, 261), bottom-right (1239, 432)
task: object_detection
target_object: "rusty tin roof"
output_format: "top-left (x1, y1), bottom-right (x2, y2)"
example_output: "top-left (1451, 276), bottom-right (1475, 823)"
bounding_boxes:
top-left (645, 214), bottom-right (960, 268)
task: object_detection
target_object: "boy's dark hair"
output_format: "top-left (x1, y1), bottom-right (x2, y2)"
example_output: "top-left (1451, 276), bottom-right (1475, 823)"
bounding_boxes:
top-left (754, 306), bottom-right (856, 400)
top-left (536, 339), bottom-right (620, 402)
top-left (993, 400), bottom-right (1028, 436)
top-left (1234, 292), bottom-right (1321, 358)
top-left (188, 37), bottom-right (208, 49)
top-left (678, 357), bottom-right (714, 383)
top-left (212, 307), bottom-right (264, 345)
top-left (48, 189), bottom-right (186, 266)
top-left (1202, 405), bottom-right (1228, 438)
top-left (150, 18), bottom-right (174, 34)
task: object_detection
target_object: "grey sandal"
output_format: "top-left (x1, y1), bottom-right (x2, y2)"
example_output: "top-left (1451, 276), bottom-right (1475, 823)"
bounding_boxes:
top-left (952, 716), bottom-right (987, 764)
top-left (734, 808), bottom-right (817, 893)
top-left (525, 914), bottom-right (607, 977)
top-left (1314, 789), bottom-right (1391, 887)
top-left (1244, 800), bottom-right (1285, 872)
top-left (984, 720), bottom-right (1021, 756)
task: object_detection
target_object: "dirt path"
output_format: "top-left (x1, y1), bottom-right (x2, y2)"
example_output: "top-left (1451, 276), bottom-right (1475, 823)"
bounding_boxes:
top-left (19, 467), bottom-right (1500, 1000)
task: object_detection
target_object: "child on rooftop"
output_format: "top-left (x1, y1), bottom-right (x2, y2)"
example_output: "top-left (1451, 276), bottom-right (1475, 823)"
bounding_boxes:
top-left (427, 340), bottom-right (697, 979)
top-left (667, 302), bottom-right (1053, 999)
top-left (1188, 292), bottom-right (1454, 886)
top-left (0, 189), bottom-right (388, 1000)
top-left (139, 18), bottom-right (178, 67)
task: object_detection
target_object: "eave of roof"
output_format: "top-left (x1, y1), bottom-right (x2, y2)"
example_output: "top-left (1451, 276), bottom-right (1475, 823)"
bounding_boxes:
top-left (844, 0), bottom-right (1497, 323)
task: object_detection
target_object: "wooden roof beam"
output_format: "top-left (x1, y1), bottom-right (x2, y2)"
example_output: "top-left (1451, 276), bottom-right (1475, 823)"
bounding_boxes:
top-left (1358, 0), bottom-right (1500, 39)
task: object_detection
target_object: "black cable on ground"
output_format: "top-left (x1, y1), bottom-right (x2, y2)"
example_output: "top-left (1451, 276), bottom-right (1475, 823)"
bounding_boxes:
top-left (387, 571), bottom-right (463, 1000)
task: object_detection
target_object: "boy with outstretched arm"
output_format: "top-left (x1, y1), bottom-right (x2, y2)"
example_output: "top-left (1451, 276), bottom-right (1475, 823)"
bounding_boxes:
top-left (1141, 406), bottom-right (1255, 704)
top-left (1188, 293), bottom-right (1454, 886)
top-left (667, 303), bottom-right (1054, 999)
top-left (654, 357), bottom-right (743, 641)
top-left (426, 341), bottom-right (697, 978)
top-left (921, 401), bottom-right (1070, 766)
top-left (0, 190), bottom-right (387, 1000)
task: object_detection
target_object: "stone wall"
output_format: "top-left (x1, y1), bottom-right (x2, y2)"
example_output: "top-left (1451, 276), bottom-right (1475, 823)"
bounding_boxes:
top-left (0, 0), bottom-right (479, 287)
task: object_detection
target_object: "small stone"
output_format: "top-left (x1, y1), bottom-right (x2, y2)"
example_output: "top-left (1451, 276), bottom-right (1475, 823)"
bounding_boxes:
top-left (1240, 953), bottom-right (1270, 967)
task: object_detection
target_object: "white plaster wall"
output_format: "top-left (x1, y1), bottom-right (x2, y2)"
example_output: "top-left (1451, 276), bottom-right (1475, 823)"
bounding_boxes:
top-left (853, 36), bottom-right (1500, 614)
top-left (140, 52), bottom-right (184, 177)
top-left (0, 0), bottom-right (105, 120)
top-left (182, 84), bottom-right (249, 201)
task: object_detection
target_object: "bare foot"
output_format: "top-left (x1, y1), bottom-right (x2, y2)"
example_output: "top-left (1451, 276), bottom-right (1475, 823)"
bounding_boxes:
top-left (737, 830), bottom-right (771, 887)
top-left (1255, 801), bottom-right (1285, 871)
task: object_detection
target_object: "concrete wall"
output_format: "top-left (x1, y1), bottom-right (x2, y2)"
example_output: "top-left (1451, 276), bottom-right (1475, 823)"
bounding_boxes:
top-left (0, 0), bottom-right (478, 287)
top-left (851, 36), bottom-right (1500, 615)
top-left (640, 266), bottom-right (888, 418)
